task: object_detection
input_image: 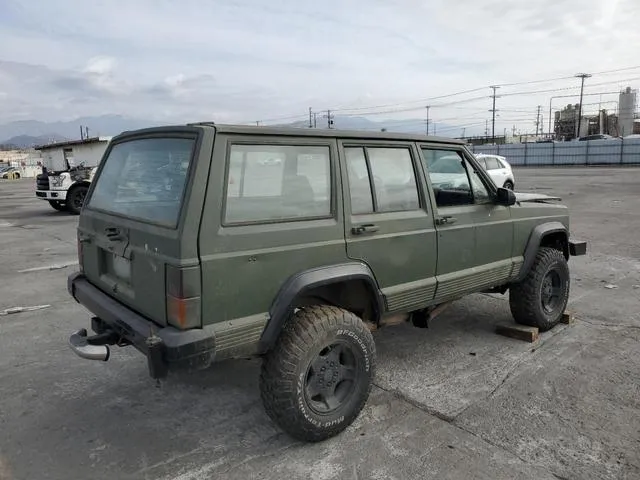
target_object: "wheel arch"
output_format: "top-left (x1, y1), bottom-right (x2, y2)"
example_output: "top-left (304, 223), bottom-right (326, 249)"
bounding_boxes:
top-left (259, 263), bottom-right (384, 352)
top-left (516, 222), bottom-right (568, 282)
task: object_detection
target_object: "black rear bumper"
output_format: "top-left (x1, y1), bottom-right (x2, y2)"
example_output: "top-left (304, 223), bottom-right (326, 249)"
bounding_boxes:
top-left (67, 272), bottom-right (216, 378)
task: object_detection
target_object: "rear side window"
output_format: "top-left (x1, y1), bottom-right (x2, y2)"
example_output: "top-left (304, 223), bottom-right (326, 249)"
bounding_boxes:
top-left (225, 144), bottom-right (331, 224)
top-left (484, 157), bottom-right (502, 170)
top-left (344, 146), bottom-right (420, 214)
top-left (88, 137), bottom-right (195, 227)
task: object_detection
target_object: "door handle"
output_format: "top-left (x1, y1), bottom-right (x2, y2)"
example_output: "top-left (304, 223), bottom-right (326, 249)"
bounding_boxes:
top-left (435, 216), bottom-right (457, 226)
top-left (352, 224), bottom-right (379, 235)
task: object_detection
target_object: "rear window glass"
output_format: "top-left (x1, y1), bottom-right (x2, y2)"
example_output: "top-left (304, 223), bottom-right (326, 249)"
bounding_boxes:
top-left (88, 137), bottom-right (195, 227)
top-left (225, 144), bottom-right (331, 224)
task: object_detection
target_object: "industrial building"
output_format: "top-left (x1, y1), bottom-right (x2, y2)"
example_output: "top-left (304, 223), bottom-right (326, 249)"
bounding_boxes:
top-left (553, 86), bottom-right (638, 140)
top-left (618, 87), bottom-right (637, 137)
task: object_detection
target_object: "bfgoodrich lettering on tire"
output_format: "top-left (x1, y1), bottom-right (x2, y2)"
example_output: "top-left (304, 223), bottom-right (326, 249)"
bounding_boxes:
top-left (509, 247), bottom-right (570, 331)
top-left (259, 305), bottom-right (376, 442)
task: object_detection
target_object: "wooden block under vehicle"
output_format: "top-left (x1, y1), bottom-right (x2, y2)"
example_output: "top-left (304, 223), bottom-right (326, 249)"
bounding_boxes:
top-left (560, 311), bottom-right (575, 324)
top-left (495, 323), bottom-right (539, 343)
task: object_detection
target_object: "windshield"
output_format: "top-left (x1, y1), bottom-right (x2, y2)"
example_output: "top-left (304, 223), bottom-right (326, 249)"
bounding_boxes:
top-left (87, 137), bottom-right (195, 227)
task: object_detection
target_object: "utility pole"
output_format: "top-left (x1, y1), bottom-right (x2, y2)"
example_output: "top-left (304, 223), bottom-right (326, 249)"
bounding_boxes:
top-left (485, 120), bottom-right (489, 137)
top-left (425, 105), bottom-right (430, 135)
top-left (512, 125), bottom-right (517, 137)
top-left (535, 105), bottom-right (541, 136)
top-left (313, 112), bottom-right (317, 128)
top-left (256, 121), bottom-right (260, 126)
top-left (79, 125), bottom-right (84, 140)
top-left (548, 98), bottom-right (553, 138)
top-left (326, 110), bottom-right (334, 129)
top-left (85, 127), bottom-right (89, 139)
top-left (461, 127), bottom-right (466, 138)
top-left (490, 86), bottom-right (500, 144)
top-left (308, 107), bottom-right (313, 128)
top-left (575, 73), bottom-right (592, 139)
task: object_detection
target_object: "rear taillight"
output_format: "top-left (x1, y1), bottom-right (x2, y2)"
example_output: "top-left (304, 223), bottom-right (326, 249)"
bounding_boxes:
top-left (166, 265), bottom-right (201, 329)
top-left (77, 237), bottom-right (84, 272)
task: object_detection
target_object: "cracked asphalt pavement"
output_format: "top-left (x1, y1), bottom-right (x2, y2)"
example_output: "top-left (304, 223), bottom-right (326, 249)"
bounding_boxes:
top-left (1, 168), bottom-right (639, 480)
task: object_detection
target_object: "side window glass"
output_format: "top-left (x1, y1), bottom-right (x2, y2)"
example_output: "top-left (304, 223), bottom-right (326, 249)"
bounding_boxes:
top-left (225, 144), bottom-right (331, 224)
top-left (422, 149), bottom-right (492, 207)
top-left (485, 157), bottom-right (500, 170)
top-left (367, 148), bottom-right (420, 212)
top-left (345, 147), bottom-right (374, 214)
top-left (467, 161), bottom-right (492, 203)
top-left (422, 149), bottom-right (472, 207)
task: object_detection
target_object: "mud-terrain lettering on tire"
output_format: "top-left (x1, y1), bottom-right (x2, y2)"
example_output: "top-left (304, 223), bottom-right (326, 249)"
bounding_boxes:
top-left (260, 305), bottom-right (376, 442)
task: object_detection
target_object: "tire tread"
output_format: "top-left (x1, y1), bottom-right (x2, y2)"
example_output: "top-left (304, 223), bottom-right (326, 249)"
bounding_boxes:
top-left (260, 305), bottom-right (375, 442)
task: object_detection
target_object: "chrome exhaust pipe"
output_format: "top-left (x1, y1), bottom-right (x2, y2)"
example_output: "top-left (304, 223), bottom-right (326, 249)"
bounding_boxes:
top-left (68, 328), bottom-right (110, 361)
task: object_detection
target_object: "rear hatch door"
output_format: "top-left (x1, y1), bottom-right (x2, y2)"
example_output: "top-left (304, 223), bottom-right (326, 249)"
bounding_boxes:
top-left (78, 129), bottom-right (208, 326)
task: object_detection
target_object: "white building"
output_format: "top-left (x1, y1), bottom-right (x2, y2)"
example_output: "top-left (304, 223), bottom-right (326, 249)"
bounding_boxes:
top-left (35, 136), bottom-right (112, 172)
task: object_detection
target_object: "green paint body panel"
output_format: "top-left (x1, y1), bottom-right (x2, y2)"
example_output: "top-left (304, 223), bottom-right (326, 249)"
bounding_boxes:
top-left (74, 123), bottom-right (572, 363)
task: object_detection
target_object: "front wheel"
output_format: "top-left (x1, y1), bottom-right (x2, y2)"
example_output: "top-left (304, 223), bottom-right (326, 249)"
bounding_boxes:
top-left (509, 247), bottom-right (570, 331)
top-left (503, 180), bottom-right (514, 190)
top-left (66, 185), bottom-right (88, 215)
top-left (260, 305), bottom-right (376, 442)
top-left (48, 200), bottom-right (66, 211)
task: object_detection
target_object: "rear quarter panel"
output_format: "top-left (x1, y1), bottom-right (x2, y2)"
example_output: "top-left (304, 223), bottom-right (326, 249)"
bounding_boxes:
top-left (197, 133), bottom-right (348, 357)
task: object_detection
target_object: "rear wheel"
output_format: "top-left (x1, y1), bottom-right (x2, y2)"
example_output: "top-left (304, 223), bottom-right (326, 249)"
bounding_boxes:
top-left (260, 305), bottom-right (376, 442)
top-left (503, 180), bottom-right (514, 190)
top-left (509, 247), bottom-right (570, 331)
top-left (48, 200), bottom-right (66, 211)
top-left (66, 185), bottom-right (88, 215)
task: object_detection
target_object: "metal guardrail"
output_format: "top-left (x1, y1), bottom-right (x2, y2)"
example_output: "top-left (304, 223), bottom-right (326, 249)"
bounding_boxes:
top-left (470, 138), bottom-right (640, 166)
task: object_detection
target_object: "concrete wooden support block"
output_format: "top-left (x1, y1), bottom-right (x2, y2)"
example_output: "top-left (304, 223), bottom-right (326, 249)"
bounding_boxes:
top-left (560, 311), bottom-right (575, 324)
top-left (496, 323), bottom-right (539, 343)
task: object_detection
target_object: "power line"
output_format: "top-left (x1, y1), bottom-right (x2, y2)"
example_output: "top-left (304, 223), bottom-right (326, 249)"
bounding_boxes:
top-left (330, 86), bottom-right (488, 113)
top-left (250, 65), bottom-right (640, 127)
top-left (495, 74), bottom-right (576, 88)
top-left (590, 65), bottom-right (640, 75)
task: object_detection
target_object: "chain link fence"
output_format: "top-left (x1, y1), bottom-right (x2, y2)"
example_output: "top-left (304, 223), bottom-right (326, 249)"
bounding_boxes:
top-left (469, 138), bottom-right (640, 166)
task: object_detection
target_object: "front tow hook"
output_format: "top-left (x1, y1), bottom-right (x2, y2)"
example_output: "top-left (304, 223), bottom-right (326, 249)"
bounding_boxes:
top-left (69, 328), bottom-right (111, 361)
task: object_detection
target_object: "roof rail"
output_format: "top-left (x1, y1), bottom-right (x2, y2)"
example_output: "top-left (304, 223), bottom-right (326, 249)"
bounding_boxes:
top-left (187, 121), bottom-right (216, 127)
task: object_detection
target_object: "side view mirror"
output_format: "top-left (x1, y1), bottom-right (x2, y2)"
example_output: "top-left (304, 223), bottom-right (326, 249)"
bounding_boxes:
top-left (496, 187), bottom-right (516, 206)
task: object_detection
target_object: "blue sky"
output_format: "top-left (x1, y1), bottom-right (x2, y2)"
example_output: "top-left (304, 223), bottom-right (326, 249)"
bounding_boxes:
top-left (0, 0), bottom-right (639, 134)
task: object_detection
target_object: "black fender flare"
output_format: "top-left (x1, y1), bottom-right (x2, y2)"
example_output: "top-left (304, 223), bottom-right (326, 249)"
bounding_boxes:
top-left (259, 262), bottom-right (384, 352)
top-left (515, 221), bottom-right (568, 282)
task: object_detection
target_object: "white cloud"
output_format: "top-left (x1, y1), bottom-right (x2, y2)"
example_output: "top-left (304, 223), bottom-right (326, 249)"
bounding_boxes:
top-left (0, 0), bottom-right (639, 134)
top-left (84, 56), bottom-right (116, 76)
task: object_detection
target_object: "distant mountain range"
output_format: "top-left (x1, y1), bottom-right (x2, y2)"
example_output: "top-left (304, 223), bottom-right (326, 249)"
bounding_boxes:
top-left (0, 114), bottom-right (471, 148)
top-left (1, 134), bottom-right (70, 148)
top-left (0, 115), bottom-right (160, 147)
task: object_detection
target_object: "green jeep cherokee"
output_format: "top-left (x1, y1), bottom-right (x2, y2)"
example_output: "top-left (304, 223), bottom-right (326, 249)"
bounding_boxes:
top-left (67, 124), bottom-right (586, 441)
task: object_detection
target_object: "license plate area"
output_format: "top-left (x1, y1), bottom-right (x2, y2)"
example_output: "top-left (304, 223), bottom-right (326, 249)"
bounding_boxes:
top-left (100, 249), bottom-right (131, 285)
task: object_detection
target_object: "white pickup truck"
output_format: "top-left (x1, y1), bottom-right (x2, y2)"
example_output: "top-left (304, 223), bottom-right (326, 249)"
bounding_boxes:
top-left (35, 137), bottom-right (111, 214)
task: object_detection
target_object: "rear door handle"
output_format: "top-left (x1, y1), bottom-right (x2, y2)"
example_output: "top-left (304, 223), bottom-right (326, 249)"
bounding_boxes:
top-left (435, 216), bottom-right (457, 226)
top-left (352, 224), bottom-right (380, 235)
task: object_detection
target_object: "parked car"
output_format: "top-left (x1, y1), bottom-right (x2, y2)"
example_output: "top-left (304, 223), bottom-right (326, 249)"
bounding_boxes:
top-left (0, 166), bottom-right (21, 179)
top-left (67, 124), bottom-right (585, 442)
top-left (475, 153), bottom-right (515, 190)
